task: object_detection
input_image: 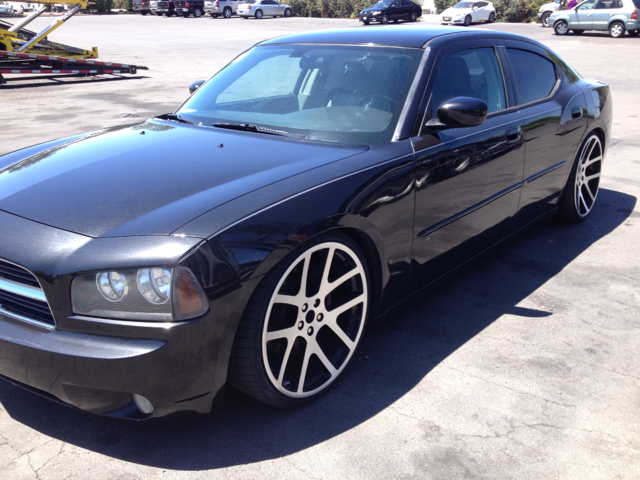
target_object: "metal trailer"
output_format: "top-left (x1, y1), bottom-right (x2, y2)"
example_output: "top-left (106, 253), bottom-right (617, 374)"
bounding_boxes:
top-left (0, 0), bottom-right (148, 84)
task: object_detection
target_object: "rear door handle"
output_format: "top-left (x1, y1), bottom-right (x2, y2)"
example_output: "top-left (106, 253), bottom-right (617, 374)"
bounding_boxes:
top-left (571, 106), bottom-right (583, 120)
top-left (506, 126), bottom-right (522, 144)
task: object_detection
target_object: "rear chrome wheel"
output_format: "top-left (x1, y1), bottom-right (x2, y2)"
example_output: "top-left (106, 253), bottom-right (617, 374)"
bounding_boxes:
top-left (230, 235), bottom-right (370, 407)
top-left (410, 12), bottom-right (417, 21)
top-left (284, 7), bottom-right (292, 17)
top-left (609, 21), bottom-right (625, 38)
top-left (255, 9), bottom-right (263, 18)
top-left (488, 12), bottom-right (495, 23)
top-left (560, 133), bottom-right (603, 222)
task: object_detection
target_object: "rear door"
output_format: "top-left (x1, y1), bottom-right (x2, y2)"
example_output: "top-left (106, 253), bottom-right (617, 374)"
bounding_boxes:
top-left (501, 42), bottom-right (588, 227)
top-left (591, 0), bottom-right (621, 30)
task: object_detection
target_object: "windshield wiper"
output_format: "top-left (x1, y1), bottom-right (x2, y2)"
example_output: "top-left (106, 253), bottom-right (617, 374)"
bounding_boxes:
top-left (212, 123), bottom-right (306, 139)
top-left (155, 113), bottom-right (194, 125)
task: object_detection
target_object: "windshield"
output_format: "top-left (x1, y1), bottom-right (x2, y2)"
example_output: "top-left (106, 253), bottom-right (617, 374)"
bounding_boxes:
top-left (178, 44), bottom-right (423, 144)
top-left (373, 1), bottom-right (393, 7)
top-left (453, 2), bottom-right (474, 7)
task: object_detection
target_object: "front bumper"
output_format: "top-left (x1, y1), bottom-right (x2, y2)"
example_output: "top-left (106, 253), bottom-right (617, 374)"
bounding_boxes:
top-left (0, 210), bottom-right (247, 419)
top-left (0, 312), bottom-right (217, 419)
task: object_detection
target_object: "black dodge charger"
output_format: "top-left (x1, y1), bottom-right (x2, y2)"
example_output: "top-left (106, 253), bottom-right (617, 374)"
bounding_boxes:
top-left (0, 26), bottom-right (610, 419)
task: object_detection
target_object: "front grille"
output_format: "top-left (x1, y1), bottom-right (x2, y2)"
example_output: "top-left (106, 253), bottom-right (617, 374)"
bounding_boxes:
top-left (0, 259), bottom-right (55, 328)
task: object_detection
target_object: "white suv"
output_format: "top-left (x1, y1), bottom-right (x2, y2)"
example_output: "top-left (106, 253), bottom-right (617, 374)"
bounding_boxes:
top-left (204, 0), bottom-right (239, 17)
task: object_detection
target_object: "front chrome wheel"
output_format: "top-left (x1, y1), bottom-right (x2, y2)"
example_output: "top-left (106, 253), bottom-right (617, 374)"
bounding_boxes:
top-left (263, 242), bottom-right (368, 399)
top-left (230, 236), bottom-right (370, 407)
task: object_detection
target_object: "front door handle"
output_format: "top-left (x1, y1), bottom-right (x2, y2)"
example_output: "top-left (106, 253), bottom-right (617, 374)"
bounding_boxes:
top-left (506, 126), bottom-right (522, 144)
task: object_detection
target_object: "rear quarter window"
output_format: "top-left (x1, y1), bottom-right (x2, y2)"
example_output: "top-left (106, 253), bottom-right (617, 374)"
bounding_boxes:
top-left (506, 49), bottom-right (557, 105)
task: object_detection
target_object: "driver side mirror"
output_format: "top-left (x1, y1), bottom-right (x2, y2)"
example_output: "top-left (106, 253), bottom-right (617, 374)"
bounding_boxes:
top-left (425, 96), bottom-right (488, 131)
top-left (189, 79), bottom-right (206, 95)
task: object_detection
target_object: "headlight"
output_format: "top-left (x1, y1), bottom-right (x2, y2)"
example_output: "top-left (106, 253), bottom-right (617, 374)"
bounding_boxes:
top-left (71, 266), bottom-right (209, 322)
top-left (372, 11), bottom-right (381, 15)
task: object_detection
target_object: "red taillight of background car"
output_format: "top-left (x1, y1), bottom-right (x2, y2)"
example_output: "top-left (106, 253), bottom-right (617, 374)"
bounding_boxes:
top-left (215, 1), bottom-right (219, 6)
top-left (632, 10), bottom-right (638, 19)
top-left (186, 1), bottom-right (190, 6)
top-left (247, 4), bottom-right (251, 8)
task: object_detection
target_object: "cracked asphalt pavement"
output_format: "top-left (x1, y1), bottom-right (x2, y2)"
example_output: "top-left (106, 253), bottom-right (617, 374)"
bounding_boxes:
top-left (1, 14), bottom-right (639, 480)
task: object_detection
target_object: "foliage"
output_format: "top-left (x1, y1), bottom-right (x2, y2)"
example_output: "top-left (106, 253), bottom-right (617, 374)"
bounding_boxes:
top-left (93, 0), bottom-right (115, 12)
top-left (113, 0), bottom-right (134, 9)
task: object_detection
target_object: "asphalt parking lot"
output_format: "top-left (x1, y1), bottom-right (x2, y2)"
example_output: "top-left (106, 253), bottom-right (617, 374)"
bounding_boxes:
top-left (1, 13), bottom-right (639, 480)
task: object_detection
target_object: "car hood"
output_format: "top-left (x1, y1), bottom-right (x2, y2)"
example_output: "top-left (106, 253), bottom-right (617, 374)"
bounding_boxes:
top-left (441, 7), bottom-right (472, 15)
top-left (362, 7), bottom-right (384, 13)
top-left (0, 120), bottom-right (367, 238)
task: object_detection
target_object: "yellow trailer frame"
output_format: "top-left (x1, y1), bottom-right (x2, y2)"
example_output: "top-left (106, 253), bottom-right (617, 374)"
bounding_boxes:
top-left (0, 0), bottom-right (98, 59)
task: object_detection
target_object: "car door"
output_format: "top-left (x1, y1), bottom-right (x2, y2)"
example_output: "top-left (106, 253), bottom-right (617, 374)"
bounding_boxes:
top-left (501, 43), bottom-right (588, 227)
top-left (388, 0), bottom-right (402, 20)
top-left (473, 1), bottom-right (489, 21)
top-left (591, 0), bottom-right (620, 30)
top-left (573, 0), bottom-right (598, 28)
top-left (411, 42), bottom-right (525, 288)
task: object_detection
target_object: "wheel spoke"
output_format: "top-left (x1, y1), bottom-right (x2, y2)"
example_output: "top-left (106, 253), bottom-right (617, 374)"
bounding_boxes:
top-left (277, 338), bottom-right (296, 384)
top-left (323, 320), bottom-right (356, 350)
top-left (265, 326), bottom-right (298, 342)
top-left (585, 172), bottom-right (600, 182)
top-left (585, 139), bottom-right (598, 162)
top-left (297, 346), bottom-right (312, 394)
top-left (327, 292), bottom-right (365, 317)
top-left (318, 246), bottom-right (336, 296)
top-left (579, 191), bottom-right (589, 212)
top-left (584, 155), bottom-right (602, 168)
top-left (585, 184), bottom-right (596, 202)
top-left (314, 344), bottom-right (338, 378)
top-left (272, 293), bottom-right (301, 306)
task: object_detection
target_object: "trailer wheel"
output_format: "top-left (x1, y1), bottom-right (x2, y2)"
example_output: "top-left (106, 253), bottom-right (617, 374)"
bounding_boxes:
top-left (255, 9), bottom-right (263, 18)
top-left (284, 8), bottom-right (292, 17)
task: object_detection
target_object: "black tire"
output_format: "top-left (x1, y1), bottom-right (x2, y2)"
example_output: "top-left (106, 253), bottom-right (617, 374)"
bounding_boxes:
top-left (464, 15), bottom-right (472, 26)
top-left (410, 12), bottom-right (418, 21)
top-left (229, 233), bottom-right (371, 408)
top-left (573, 29), bottom-right (584, 34)
top-left (194, 8), bottom-right (202, 17)
top-left (363, 20), bottom-right (370, 25)
top-left (488, 12), bottom-right (495, 23)
top-left (211, 13), bottom-right (218, 17)
top-left (284, 8), bottom-right (292, 17)
top-left (541, 11), bottom-right (550, 27)
top-left (559, 133), bottom-right (603, 223)
top-left (223, 7), bottom-right (232, 18)
top-left (609, 21), bottom-right (625, 38)
top-left (255, 9), bottom-right (263, 19)
top-left (554, 20), bottom-right (569, 35)
top-left (183, 12), bottom-right (189, 17)
top-left (629, 29), bottom-right (640, 36)
top-left (141, 11), bottom-right (148, 15)
top-left (380, 14), bottom-right (389, 24)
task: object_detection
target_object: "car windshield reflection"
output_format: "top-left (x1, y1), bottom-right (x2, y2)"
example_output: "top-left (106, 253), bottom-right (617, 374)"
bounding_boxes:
top-left (177, 44), bottom-right (422, 144)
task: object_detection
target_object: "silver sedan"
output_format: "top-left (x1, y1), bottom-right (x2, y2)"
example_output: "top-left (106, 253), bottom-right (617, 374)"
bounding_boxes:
top-left (237, 0), bottom-right (293, 18)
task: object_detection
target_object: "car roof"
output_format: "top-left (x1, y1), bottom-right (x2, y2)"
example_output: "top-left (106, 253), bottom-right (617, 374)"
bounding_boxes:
top-left (258, 26), bottom-right (530, 49)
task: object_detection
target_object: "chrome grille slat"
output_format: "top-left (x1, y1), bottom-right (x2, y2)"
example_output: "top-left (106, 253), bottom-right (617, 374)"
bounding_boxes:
top-left (0, 259), bottom-right (55, 327)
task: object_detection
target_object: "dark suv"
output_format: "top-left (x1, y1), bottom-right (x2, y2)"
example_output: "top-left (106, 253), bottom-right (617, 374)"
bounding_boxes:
top-left (157, 0), bottom-right (177, 15)
top-left (175, 0), bottom-right (205, 16)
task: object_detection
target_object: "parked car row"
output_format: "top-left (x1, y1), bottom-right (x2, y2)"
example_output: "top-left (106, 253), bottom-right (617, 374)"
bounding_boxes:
top-left (132, 0), bottom-right (292, 18)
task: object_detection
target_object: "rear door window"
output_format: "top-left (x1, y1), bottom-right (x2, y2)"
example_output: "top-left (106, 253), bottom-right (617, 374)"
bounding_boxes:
top-left (506, 49), bottom-right (557, 105)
